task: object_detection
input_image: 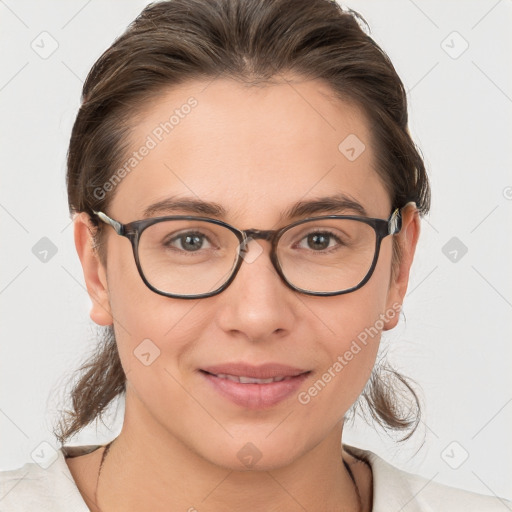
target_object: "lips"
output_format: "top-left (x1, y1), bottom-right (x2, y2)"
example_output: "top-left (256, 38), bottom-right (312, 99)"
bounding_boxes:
top-left (200, 363), bottom-right (310, 409)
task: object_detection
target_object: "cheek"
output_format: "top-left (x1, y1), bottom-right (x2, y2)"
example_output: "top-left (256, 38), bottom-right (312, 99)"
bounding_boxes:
top-left (300, 243), bottom-right (396, 412)
top-left (107, 273), bottom-right (212, 436)
top-left (105, 243), bottom-right (207, 374)
top-left (302, 301), bottom-right (382, 414)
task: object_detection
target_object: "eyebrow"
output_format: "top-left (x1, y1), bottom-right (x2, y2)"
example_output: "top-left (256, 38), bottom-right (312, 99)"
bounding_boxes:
top-left (142, 193), bottom-right (368, 221)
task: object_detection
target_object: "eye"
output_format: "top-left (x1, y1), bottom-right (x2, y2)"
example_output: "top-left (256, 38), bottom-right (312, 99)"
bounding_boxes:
top-left (165, 231), bottom-right (213, 252)
top-left (296, 230), bottom-right (344, 251)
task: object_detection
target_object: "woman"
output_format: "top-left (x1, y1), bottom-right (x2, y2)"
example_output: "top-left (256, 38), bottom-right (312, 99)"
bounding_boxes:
top-left (1, 0), bottom-right (509, 510)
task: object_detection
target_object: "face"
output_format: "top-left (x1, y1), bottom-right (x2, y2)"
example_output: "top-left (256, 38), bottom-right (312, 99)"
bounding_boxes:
top-left (76, 76), bottom-right (418, 471)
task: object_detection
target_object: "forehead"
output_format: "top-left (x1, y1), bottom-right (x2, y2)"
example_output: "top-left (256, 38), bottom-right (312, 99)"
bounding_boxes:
top-left (110, 76), bottom-right (391, 223)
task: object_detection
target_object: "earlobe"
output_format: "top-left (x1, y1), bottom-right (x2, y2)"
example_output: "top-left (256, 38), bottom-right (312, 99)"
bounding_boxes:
top-left (73, 212), bottom-right (113, 326)
top-left (383, 203), bottom-right (421, 331)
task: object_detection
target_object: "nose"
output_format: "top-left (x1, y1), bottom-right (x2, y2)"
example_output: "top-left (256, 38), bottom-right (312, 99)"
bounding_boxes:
top-left (214, 238), bottom-right (297, 342)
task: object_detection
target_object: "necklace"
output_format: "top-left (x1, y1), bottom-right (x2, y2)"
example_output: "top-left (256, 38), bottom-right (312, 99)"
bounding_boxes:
top-left (343, 456), bottom-right (363, 512)
top-left (94, 439), bottom-right (114, 511)
top-left (95, 440), bottom-right (363, 512)
top-left (98, 441), bottom-right (113, 476)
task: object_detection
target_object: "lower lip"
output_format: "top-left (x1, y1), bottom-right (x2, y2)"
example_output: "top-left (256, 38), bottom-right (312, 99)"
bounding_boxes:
top-left (200, 371), bottom-right (310, 409)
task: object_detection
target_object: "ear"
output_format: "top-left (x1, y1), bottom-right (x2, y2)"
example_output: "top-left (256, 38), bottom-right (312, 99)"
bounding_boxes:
top-left (383, 202), bottom-right (421, 330)
top-left (73, 212), bottom-right (113, 326)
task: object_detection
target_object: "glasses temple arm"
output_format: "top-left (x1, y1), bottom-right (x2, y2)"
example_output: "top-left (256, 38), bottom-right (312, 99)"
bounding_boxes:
top-left (388, 208), bottom-right (402, 235)
top-left (93, 210), bottom-right (124, 235)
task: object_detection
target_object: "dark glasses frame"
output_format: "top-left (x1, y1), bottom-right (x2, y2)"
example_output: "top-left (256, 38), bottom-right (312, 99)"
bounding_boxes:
top-left (93, 206), bottom-right (403, 299)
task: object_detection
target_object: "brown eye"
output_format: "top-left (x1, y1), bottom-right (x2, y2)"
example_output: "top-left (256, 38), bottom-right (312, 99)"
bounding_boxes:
top-left (165, 232), bottom-right (210, 252)
top-left (302, 232), bottom-right (338, 251)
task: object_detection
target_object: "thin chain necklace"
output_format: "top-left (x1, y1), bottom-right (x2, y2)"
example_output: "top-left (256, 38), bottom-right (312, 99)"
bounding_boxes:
top-left (343, 456), bottom-right (363, 512)
top-left (93, 440), bottom-right (113, 511)
top-left (95, 440), bottom-right (362, 512)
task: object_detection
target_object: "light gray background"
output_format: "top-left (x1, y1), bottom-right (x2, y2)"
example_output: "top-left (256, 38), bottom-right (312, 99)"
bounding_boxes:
top-left (1, 0), bottom-right (511, 502)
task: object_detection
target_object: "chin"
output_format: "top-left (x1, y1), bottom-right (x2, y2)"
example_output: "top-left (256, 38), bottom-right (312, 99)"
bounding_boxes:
top-left (189, 428), bottom-right (311, 472)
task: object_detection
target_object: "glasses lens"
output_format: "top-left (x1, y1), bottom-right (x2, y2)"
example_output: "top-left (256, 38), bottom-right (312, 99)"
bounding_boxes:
top-left (138, 220), bottom-right (240, 296)
top-left (277, 218), bottom-right (377, 293)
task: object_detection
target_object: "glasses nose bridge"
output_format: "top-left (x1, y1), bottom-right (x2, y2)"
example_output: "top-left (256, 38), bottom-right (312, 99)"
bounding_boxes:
top-left (240, 228), bottom-right (277, 247)
top-left (235, 228), bottom-right (281, 284)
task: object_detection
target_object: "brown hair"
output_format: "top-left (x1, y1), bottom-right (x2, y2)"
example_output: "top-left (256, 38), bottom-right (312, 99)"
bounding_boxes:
top-left (55, 0), bottom-right (430, 445)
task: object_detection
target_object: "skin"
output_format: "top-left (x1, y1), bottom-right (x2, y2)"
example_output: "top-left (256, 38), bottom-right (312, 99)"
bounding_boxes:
top-left (68, 76), bottom-right (420, 511)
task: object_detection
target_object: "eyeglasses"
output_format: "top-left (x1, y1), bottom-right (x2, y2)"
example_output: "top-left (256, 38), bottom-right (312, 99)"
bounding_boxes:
top-left (93, 207), bottom-right (403, 299)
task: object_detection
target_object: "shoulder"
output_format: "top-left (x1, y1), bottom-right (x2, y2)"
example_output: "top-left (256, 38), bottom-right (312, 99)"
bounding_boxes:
top-left (344, 444), bottom-right (512, 512)
top-left (0, 445), bottom-right (100, 512)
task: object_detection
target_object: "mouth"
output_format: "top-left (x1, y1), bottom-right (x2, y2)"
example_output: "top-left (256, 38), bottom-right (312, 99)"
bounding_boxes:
top-left (199, 363), bottom-right (311, 409)
top-left (206, 373), bottom-right (297, 384)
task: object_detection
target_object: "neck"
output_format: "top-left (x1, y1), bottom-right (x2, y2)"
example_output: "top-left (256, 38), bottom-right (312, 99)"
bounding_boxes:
top-left (93, 393), bottom-right (366, 512)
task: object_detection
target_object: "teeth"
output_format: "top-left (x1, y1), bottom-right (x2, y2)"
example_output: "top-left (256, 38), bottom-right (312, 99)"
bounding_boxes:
top-left (214, 373), bottom-right (291, 384)
top-left (239, 376), bottom-right (274, 384)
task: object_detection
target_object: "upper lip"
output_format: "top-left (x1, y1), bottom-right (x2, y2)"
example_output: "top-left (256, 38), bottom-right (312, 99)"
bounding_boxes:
top-left (201, 363), bottom-right (309, 379)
